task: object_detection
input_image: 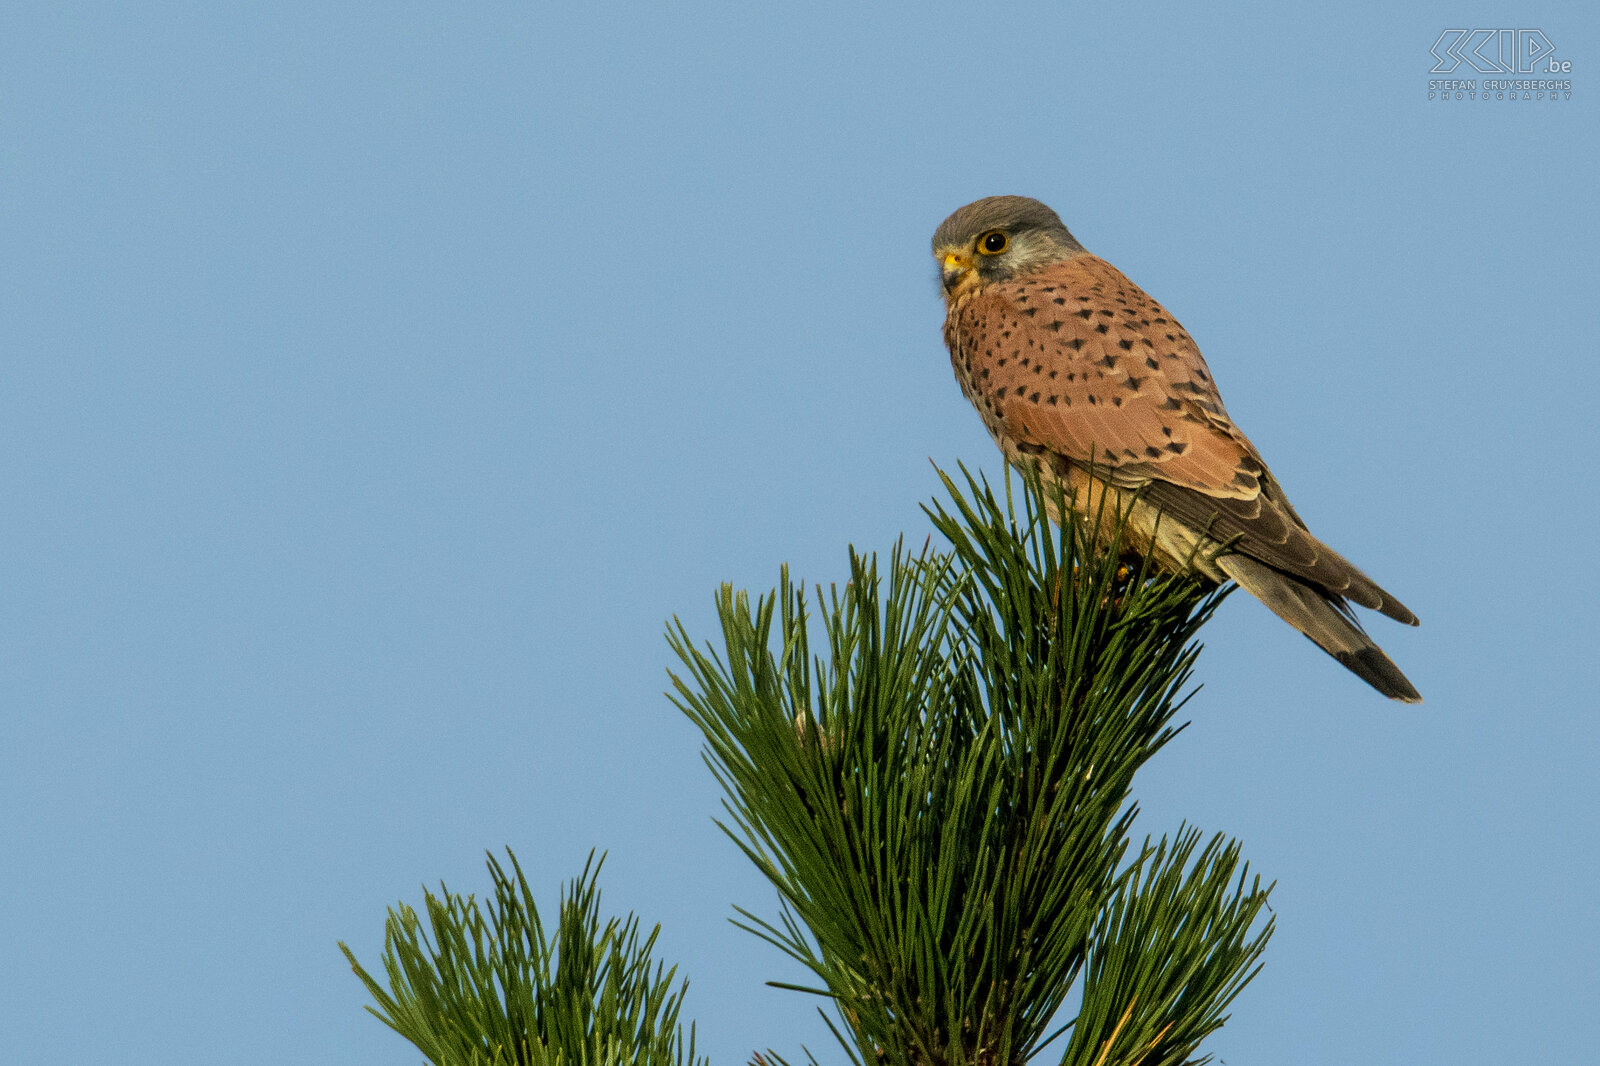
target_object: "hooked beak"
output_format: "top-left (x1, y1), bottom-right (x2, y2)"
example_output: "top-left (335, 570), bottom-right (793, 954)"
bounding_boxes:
top-left (940, 250), bottom-right (973, 294)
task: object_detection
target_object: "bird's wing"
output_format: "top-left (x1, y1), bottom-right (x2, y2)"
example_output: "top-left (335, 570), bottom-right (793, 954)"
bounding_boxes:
top-left (951, 254), bottom-right (1415, 624)
top-left (950, 255), bottom-right (1260, 494)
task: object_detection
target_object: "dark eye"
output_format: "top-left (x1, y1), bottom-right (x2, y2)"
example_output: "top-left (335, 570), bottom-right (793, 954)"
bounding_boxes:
top-left (979, 231), bottom-right (1009, 255)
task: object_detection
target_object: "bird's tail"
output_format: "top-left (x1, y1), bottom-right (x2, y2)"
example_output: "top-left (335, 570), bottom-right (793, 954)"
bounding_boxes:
top-left (1217, 553), bottom-right (1421, 703)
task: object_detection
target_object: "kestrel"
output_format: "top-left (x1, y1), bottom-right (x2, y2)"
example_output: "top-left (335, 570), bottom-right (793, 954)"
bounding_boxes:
top-left (933, 195), bottom-right (1420, 702)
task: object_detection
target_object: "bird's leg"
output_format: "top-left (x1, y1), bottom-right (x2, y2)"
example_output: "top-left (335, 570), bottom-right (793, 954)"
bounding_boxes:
top-left (1102, 550), bottom-right (1148, 613)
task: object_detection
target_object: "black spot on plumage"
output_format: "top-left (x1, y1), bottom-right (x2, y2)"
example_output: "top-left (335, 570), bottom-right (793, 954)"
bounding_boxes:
top-left (1047, 395), bottom-right (1058, 405)
top-left (1145, 356), bottom-right (1160, 370)
top-left (1125, 375), bottom-right (1144, 391)
top-left (1029, 391), bottom-right (1041, 403)
top-left (1145, 446), bottom-right (1163, 458)
top-left (1165, 441), bottom-right (1188, 454)
top-left (1160, 397), bottom-right (1183, 411)
top-left (1117, 339), bottom-right (1133, 351)
top-left (1100, 354), bottom-right (1118, 368)
top-left (1095, 323), bottom-right (1109, 334)
top-left (1112, 396), bottom-right (1123, 407)
top-left (1067, 338), bottom-right (1084, 351)
top-left (1077, 309), bottom-right (1093, 320)
top-left (1015, 385), bottom-right (1026, 396)
top-left (1053, 297), bottom-right (1066, 305)
top-left (1046, 320), bottom-right (1063, 331)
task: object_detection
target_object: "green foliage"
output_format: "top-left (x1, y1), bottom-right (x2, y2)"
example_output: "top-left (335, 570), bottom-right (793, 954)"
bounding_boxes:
top-left (1064, 830), bottom-right (1269, 1066)
top-left (667, 467), bottom-right (1273, 1066)
top-left (340, 851), bottom-right (705, 1066)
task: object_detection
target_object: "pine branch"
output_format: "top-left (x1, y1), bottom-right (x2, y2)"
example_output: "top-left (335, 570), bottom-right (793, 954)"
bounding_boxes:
top-left (340, 850), bottom-right (705, 1066)
top-left (668, 466), bottom-right (1272, 1066)
top-left (1063, 828), bottom-right (1272, 1066)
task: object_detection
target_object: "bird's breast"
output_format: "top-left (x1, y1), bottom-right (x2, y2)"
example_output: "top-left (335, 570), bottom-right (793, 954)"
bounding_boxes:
top-left (942, 296), bottom-right (1009, 447)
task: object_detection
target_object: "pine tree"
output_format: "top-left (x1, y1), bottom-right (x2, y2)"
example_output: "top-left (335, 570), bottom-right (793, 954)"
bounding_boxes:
top-left (345, 467), bottom-right (1274, 1066)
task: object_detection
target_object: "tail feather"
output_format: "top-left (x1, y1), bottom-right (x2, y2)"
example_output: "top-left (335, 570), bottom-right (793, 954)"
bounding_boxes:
top-left (1218, 553), bottom-right (1422, 703)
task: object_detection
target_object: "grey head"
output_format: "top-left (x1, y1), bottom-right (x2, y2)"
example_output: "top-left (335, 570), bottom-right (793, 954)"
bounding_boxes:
top-left (932, 196), bottom-right (1086, 293)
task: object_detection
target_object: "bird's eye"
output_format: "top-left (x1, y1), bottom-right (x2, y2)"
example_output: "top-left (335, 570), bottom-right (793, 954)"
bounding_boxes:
top-left (978, 231), bottom-right (1009, 255)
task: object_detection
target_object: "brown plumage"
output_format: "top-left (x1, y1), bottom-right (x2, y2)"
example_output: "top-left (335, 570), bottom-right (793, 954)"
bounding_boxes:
top-left (933, 195), bottom-right (1420, 702)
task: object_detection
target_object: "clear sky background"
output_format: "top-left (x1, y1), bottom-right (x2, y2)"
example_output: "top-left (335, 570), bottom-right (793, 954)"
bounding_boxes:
top-left (3, 4), bottom-right (1597, 1063)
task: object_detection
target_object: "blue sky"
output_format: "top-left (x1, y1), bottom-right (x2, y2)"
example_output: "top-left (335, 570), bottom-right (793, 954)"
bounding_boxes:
top-left (2, 3), bottom-right (1596, 1063)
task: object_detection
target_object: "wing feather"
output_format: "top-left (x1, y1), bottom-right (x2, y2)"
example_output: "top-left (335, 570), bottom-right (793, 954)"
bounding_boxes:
top-left (947, 254), bottom-right (1417, 625)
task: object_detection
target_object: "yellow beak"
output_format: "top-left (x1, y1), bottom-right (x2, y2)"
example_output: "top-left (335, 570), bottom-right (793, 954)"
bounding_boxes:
top-left (940, 250), bottom-right (973, 294)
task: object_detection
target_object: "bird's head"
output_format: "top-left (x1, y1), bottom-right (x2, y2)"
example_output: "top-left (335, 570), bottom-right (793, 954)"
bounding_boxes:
top-left (931, 195), bottom-right (1086, 303)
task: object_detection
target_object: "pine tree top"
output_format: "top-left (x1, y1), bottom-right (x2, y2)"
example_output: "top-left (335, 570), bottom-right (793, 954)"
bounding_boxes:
top-left (668, 467), bottom-right (1272, 1066)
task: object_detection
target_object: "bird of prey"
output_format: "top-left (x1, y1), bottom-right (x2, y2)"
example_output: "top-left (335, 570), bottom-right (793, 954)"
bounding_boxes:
top-left (933, 195), bottom-right (1420, 701)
